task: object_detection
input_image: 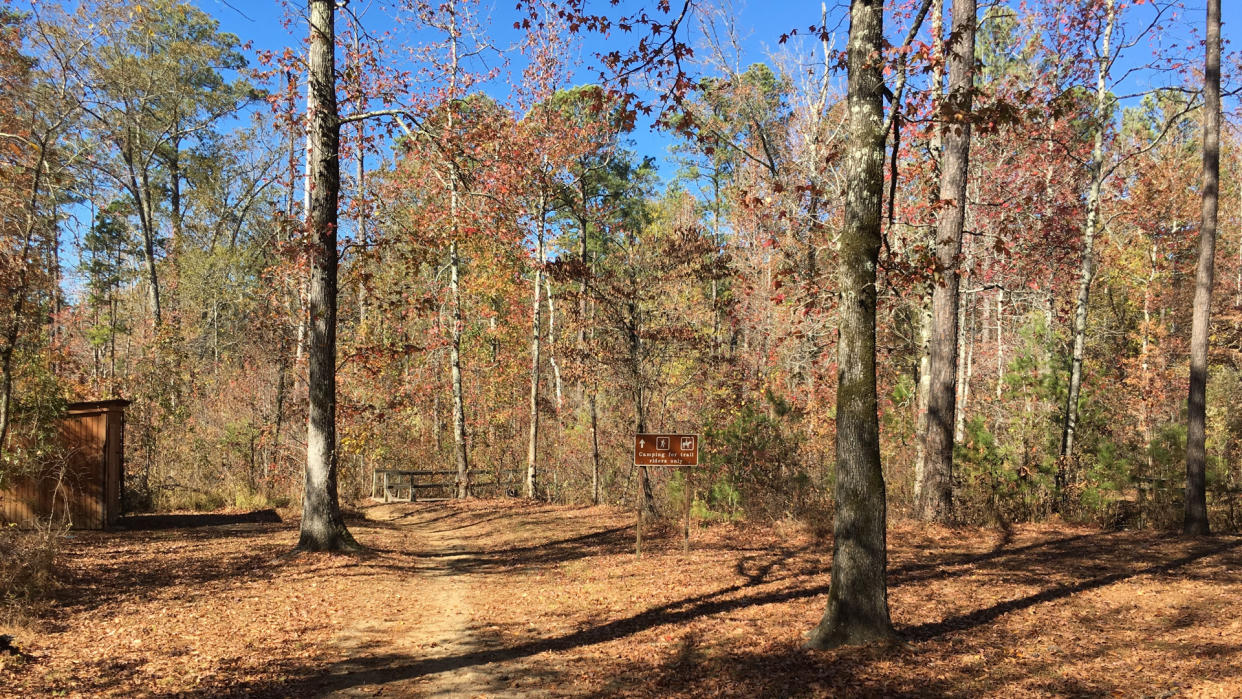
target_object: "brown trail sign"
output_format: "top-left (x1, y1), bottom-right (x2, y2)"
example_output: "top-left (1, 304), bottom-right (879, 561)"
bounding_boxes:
top-left (633, 433), bottom-right (700, 555)
top-left (634, 433), bottom-right (699, 466)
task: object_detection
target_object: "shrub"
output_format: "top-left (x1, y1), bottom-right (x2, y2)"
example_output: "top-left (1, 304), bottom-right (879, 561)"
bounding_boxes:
top-left (702, 402), bottom-right (812, 520)
top-left (686, 474), bottom-right (743, 522)
top-left (955, 417), bottom-right (1054, 525)
top-left (0, 519), bottom-right (66, 612)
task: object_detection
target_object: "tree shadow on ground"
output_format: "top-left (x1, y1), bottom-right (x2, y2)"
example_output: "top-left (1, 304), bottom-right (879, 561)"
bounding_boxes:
top-left (633, 631), bottom-right (1242, 699)
top-left (49, 520), bottom-right (292, 622)
top-left (360, 501), bottom-right (641, 575)
top-left (186, 523), bottom-right (1242, 697)
top-left (339, 525), bottom-right (639, 581)
top-left (902, 537), bottom-right (1242, 641)
top-left (49, 502), bottom-right (1242, 697)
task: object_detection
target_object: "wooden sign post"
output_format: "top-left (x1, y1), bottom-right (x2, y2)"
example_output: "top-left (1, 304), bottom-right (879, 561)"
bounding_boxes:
top-left (682, 464), bottom-right (691, 554)
top-left (634, 433), bottom-right (700, 556)
top-left (636, 474), bottom-right (644, 557)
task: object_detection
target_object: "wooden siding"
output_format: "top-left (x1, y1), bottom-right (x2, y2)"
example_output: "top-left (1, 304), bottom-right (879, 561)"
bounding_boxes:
top-left (0, 400), bottom-right (127, 529)
top-left (104, 409), bottom-right (124, 525)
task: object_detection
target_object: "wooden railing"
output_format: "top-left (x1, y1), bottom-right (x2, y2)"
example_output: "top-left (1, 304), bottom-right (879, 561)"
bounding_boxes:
top-left (370, 468), bottom-right (522, 502)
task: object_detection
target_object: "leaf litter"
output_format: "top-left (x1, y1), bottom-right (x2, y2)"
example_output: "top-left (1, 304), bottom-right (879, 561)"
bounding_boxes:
top-left (2, 499), bottom-right (1240, 697)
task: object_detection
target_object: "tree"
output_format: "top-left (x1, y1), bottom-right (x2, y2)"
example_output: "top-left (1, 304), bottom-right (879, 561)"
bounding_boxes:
top-left (1184, 0), bottom-right (1219, 536)
top-left (0, 7), bottom-right (39, 456)
top-left (442, 5), bottom-right (471, 501)
top-left (918, 0), bottom-right (977, 523)
top-left (804, 0), bottom-right (894, 649)
top-left (297, 0), bottom-right (358, 552)
top-left (1059, 0), bottom-right (1116, 480)
top-left (518, 69), bottom-right (626, 501)
top-left (1047, 0), bottom-right (1191, 510)
top-left (559, 154), bottom-right (671, 517)
top-left (408, 0), bottom-right (500, 500)
top-left (55, 0), bottom-right (252, 326)
top-left (82, 204), bottom-right (132, 388)
top-left (0, 6), bottom-right (78, 461)
top-left (547, 85), bottom-right (633, 504)
top-left (517, 57), bottom-right (566, 502)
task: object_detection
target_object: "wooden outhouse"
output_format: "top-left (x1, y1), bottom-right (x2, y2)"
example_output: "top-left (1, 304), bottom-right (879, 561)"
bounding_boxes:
top-left (0, 399), bottom-right (130, 529)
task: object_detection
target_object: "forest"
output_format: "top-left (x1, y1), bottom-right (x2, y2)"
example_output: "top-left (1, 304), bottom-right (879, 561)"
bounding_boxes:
top-left (1, 0), bottom-right (1241, 695)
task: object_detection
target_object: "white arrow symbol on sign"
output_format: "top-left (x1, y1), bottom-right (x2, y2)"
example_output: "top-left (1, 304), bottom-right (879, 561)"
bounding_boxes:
top-left (639, 439), bottom-right (646, 448)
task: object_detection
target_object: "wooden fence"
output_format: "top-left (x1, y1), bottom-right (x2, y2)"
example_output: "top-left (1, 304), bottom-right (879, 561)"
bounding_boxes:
top-left (370, 468), bottom-right (523, 502)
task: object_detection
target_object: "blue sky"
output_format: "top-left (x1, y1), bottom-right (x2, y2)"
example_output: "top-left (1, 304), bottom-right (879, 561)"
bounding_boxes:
top-left (201, 0), bottom-right (1235, 179)
top-left (202, 0), bottom-right (807, 175)
top-left (42, 0), bottom-right (1233, 297)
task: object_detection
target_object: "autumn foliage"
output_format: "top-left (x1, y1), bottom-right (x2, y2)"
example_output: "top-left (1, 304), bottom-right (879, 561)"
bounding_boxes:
top-left (0, 0), bottom-right (1238, 544)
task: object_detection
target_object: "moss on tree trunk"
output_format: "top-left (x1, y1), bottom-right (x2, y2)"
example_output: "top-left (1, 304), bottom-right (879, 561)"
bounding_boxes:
top-left (805, 0), bottom-right (895, 650)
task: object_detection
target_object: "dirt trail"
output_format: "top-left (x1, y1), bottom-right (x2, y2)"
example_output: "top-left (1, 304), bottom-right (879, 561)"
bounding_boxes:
top-left (330, 503), bottom-right (530, 698)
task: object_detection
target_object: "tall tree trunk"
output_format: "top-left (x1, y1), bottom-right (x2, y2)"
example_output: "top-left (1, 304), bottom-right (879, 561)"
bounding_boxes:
top-left (954, 290), bottom-right (969, 441)
top-left (913, 0), bottom-right (944, 506)
top-left (957, 294), bottom-right (975, 440)
top-left (1184, 0), bottom-right (1219, 536)
top-left (109, 297), bottom-right (117, 384)
top-left (168, 140), bottom-right (183, 252)
top-left (0, 141), bottom-right (47, 456)
top-left (49, 197), bottom-right (62, 348)
top-left (297, 0), bottom-right (358, 552)
top-left (577, 204), bottom-right (602, 505)
top-left (1140, 243), bottom-right (1156, 482)
top-left (710, 175), bottom-right (723, 357)
top-left (953, 209), bottom-right (975, 443)
top-left (590, 392), bottom-right (601, 505)
top-left (576, 197), bottom-right (590, 397)
top-left (634, 388), bottom-right (656, 517)
top-left (805, 0), bottom-right (894, 650)
top-left (526, 202), bottom-right (546, 499)
top-left (118, 112), bottom-right (163, 328)
top-left (92, 307), bottom-right (101, 384)
top-left (1060, 0), bottom-right (1115, 468)
top-left (1235, 188), bottom-right (1241, 310)
top-left (285, 70), bottom-right (299, 218)
top-left (273, 71), bottom-right (300, 486)
top-left (995, 291), bottom-right (1004, 401)
top-left (913, 295), bottom-right (932, 502)
top-left (543, 271), bottom-right (564, 414)
top-left (137, 195), bottom-right (162, 326)
top-left (356, 123), bottom-right (367, 329)
top-left (353, 28), bottom-right (368, 334)
top-left (296, 58), bottom-right (314, 366)
top-left (271, 339), bottom-right (289, 484)
top-left (444, 0), bottom-right (470, 500)
top-left (450, 241), bottom-right (470, 498)
top-left (433, 391), bottom-right (442, 454)
top-left (918, 0), bottom-right (975, 523)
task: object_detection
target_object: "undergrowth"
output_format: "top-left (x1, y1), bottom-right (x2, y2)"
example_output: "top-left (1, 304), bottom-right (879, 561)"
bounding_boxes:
top-left (0, 519), bottom-right (66, 621)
